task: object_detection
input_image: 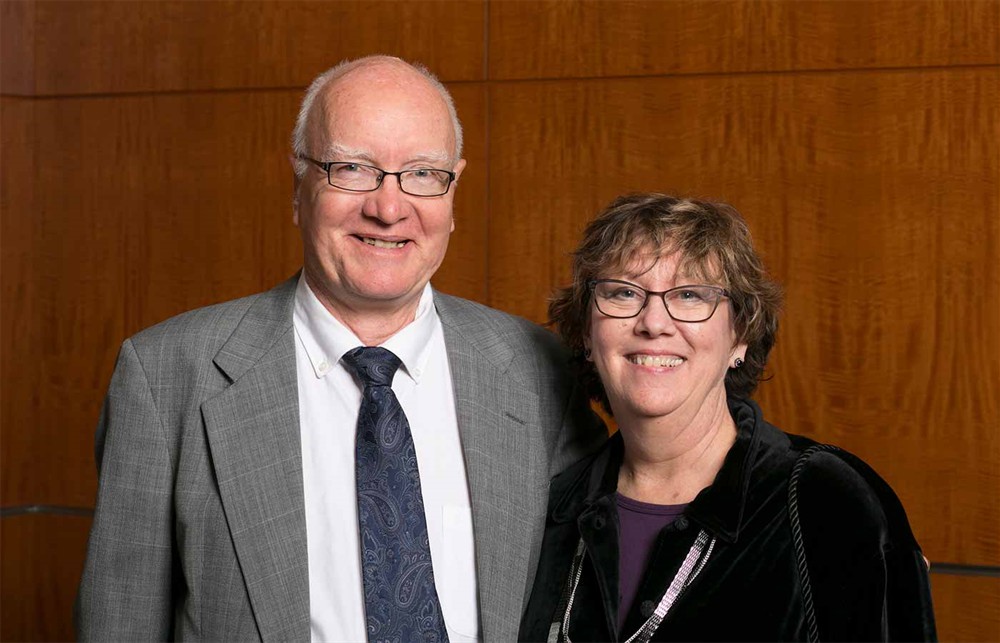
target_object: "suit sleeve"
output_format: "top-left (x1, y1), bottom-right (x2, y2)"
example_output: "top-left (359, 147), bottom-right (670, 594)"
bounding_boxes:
top-left (75, 339), bottom-right (176, 640)
top-left (549, 377), bottom-right (607, 477)
top-left (796, 451), bottom-right (937, 642)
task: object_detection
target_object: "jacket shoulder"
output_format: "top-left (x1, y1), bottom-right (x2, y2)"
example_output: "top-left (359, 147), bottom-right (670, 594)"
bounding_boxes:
top-left (794, 446), bottom-right (919, 550)
top-left (130, 294), bottom-right (257, 350)
top-left (434, 292), bottom-right (569, 368)
top-left (127, 278), bottom-right (295, 362)
top-left (789, 445), bottom-right (934, 640)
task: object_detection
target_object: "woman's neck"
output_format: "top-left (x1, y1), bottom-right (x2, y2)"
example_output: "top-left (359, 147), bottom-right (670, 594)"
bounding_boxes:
top-left (616, 397), bottom-right (737, 505)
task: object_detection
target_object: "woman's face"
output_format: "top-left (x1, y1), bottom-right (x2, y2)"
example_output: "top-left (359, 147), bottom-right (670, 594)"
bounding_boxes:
top-left (585, 252), bottom-right (746, 426)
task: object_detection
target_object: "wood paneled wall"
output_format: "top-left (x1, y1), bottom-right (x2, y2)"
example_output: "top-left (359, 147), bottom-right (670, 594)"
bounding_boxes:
top-left (2, 1), bottom-right (997, 640)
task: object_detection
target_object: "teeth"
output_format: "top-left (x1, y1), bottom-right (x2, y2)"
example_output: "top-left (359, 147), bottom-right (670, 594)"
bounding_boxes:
top-left (629, 355), bottom-right (685, 368)
top-left (362, 237), bottom-right (406, 249)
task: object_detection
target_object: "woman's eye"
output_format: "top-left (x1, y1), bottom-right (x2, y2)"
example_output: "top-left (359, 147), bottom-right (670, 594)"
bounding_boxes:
top-left (610, 288), bottom-right (640, 300)
top-left (678, 290), bottom-right (702, 300)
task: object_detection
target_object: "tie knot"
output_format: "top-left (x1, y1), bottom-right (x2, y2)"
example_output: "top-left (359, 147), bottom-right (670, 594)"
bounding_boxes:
top-left (342, 346), bottom-right (401, 388)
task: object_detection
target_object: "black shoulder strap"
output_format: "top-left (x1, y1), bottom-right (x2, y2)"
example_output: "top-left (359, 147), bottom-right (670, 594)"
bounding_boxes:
top-left (788, 444), bottom-right (840, 643)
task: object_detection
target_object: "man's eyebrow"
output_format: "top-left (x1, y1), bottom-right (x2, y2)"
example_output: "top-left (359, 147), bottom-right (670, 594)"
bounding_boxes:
top-left (323, 144), bottom-right (375, 162)
top-left (408, 152), bottom-right (452, 165)
top-left (322, 144), bottom-right (452, 167)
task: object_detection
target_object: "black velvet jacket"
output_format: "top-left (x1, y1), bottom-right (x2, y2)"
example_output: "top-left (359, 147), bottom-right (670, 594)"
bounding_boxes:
top-left (520, 398), bottom-right (937, 642)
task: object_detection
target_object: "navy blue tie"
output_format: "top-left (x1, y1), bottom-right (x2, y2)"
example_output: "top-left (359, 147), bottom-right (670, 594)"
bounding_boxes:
top-left (343, 346), bottom-right (449, 643)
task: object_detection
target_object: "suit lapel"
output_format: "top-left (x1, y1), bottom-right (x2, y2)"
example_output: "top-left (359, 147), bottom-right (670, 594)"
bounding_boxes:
top-left (201, 277), bottom-right (311, 642)
top-left (437, 294), bottom-right (549, 641)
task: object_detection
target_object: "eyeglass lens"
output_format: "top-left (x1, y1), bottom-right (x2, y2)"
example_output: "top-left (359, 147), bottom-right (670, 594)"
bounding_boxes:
top-left (326, 162), bottom-right (452, 196)
top-left (593, 281), bottom-right (723, 322)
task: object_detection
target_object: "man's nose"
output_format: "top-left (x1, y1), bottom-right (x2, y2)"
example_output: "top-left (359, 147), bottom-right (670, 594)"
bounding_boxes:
top-left (363, 175), bottom-right (408, 224)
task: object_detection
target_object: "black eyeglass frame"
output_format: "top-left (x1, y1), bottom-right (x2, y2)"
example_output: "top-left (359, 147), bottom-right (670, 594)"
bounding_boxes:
top-left (587, 279), bottom-right (730, 323)
top-left (299, 156), bottom-right (456, 197)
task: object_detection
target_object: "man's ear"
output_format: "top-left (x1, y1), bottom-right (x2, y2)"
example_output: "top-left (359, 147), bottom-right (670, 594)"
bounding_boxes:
top-left (452, 158), bottom-right (467, 182)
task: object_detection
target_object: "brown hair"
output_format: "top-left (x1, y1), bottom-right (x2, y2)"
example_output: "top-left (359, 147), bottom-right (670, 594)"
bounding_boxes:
top-left (549, 193), bottom-right (782, 411)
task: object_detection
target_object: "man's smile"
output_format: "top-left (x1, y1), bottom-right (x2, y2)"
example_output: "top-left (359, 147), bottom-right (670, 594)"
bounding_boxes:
top-left (353, 234), bottom-right (409, 249)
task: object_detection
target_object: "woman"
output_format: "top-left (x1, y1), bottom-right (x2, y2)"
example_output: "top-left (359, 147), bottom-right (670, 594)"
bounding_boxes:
top-left (520, 194), bottom-right (936, 642)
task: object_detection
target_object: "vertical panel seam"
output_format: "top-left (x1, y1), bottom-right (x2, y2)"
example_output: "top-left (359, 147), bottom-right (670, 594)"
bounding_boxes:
top-left (483, 0), bottom-right (492, 305)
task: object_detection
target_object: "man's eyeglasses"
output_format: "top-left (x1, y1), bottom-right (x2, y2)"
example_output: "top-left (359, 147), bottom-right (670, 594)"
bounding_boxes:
top-left (299, 157), bottom-right (456, 197)
top-left (589, 279), bottom-right (729, 323)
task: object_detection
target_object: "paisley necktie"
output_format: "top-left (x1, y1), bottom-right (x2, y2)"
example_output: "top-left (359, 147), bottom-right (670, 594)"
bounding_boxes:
top-left (343, 346), bottom-right (449, 642)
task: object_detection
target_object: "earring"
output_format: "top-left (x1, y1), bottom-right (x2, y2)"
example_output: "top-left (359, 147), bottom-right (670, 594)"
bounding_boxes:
top-left (584, 347), bottom-right (592, 360)
top-left (733, 357), bottom-right (744, 369)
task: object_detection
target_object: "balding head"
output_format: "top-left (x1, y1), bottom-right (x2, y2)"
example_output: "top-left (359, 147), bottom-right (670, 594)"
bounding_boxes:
top-left (291, 56), bottom-right (463, 178)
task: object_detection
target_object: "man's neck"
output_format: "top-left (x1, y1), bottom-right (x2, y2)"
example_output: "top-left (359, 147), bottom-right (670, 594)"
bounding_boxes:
top-left (304, 273), bottom-right (422, 346)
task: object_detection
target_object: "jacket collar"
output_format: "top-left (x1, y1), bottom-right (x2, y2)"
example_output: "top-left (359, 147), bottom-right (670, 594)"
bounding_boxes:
top-left (213, 274), bottom-right (298, 383)
top-left (203, 274), bottom-right (310, 641)
top-left (684, 398), bottom-right (762, 542)
top-left (434, 291), bottom-right (548, 640)
top-left (551, 397), bottom-right (765, 544)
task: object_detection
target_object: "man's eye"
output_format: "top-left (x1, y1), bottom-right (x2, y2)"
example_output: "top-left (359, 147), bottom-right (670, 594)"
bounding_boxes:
top-left (336, 163), bottom-right (361, 173)
top-left (411, 169), bottom-right (431, 178)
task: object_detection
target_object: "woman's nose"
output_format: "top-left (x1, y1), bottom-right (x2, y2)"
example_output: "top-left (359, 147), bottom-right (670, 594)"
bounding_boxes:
top-left (634, 295), bottom-right (678, 337)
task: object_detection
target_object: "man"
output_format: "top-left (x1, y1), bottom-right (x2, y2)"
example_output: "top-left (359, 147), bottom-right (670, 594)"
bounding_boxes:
top-left (76, 56), bottom-right (604, 641)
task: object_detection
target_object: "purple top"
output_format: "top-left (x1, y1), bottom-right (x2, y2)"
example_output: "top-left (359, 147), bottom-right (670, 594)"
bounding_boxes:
top-left (616, 493), bottom-right (688, 634)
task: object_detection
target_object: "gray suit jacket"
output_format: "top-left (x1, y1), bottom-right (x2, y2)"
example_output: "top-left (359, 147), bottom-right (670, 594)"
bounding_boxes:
top-left (76, 276), bottom-right (605, 641)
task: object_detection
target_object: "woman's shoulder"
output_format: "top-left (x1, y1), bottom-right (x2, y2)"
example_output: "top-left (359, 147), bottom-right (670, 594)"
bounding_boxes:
top-left (790, 443), bottom-right (920, 551)
top-left (779, 440), bottom-right (934, 641)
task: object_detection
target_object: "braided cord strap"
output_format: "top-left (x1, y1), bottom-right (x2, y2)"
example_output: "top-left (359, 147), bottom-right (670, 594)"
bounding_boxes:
top-left (787, 444), bottom-right (840, 643)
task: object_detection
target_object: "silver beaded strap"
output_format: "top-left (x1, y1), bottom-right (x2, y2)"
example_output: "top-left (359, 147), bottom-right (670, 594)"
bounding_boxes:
top-left (549, 529), bottom-right (716, 643)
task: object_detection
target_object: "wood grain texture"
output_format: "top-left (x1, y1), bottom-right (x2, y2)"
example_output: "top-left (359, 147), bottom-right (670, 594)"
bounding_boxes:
top-left (490, 0), bottom-right (1000, 80)
top-left (1, 98), bottom-right (39, 506)
top-left (0, 514), bottom-right (92, 642)
top-left (108, 91), bottom-right (300, 332)
top-left (931, 573), bottom-right (1000, 642)
top-left (11, 0), bottom-right (484, 96)
top-left (435, 83), bottom-right (489, 303)
top-left (0, 0), bottom-right (34, 94)
top-left (488, 68), bottom-right (1000, 566)
top-left (1, 96), bottom-right (125, 508)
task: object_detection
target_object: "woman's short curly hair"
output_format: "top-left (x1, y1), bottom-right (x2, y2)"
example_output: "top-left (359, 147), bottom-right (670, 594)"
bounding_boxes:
top-left (549, 193), bottom-right (782, 412)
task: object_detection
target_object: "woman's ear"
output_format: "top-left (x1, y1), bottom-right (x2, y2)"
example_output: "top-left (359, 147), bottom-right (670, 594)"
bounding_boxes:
top-left (729, 342), bottom-right (748, 368)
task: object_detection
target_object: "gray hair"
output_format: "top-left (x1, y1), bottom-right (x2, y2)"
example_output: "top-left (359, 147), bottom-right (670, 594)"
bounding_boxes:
top-left (291, 55), bottom-right (463, 179)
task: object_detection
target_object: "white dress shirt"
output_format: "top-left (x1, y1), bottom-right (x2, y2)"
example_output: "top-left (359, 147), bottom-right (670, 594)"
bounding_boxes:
top-left (293, 275), bottom-right (480, 642)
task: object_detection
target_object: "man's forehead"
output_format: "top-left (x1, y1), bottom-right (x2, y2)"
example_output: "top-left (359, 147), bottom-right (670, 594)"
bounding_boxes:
top-left (307, 72), bottom-right (456, 161)
top-left (319, 142), bottom-right (451, 165)
top-left (318, 62), bottom-right (446, 121)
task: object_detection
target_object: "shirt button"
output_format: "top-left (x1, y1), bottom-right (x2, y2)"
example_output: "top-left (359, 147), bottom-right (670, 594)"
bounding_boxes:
top-left (317, 360), bottom-right (330, 374)
top-left (593, 515), bottom-right (606, 530)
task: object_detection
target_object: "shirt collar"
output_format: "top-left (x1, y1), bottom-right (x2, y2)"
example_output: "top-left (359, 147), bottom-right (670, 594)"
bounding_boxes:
top-left (292, 274), bottom-right (438, 384)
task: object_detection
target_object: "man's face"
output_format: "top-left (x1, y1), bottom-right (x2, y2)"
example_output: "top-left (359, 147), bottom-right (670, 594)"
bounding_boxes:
top-left (294, 63), bottom-right (465, 321)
